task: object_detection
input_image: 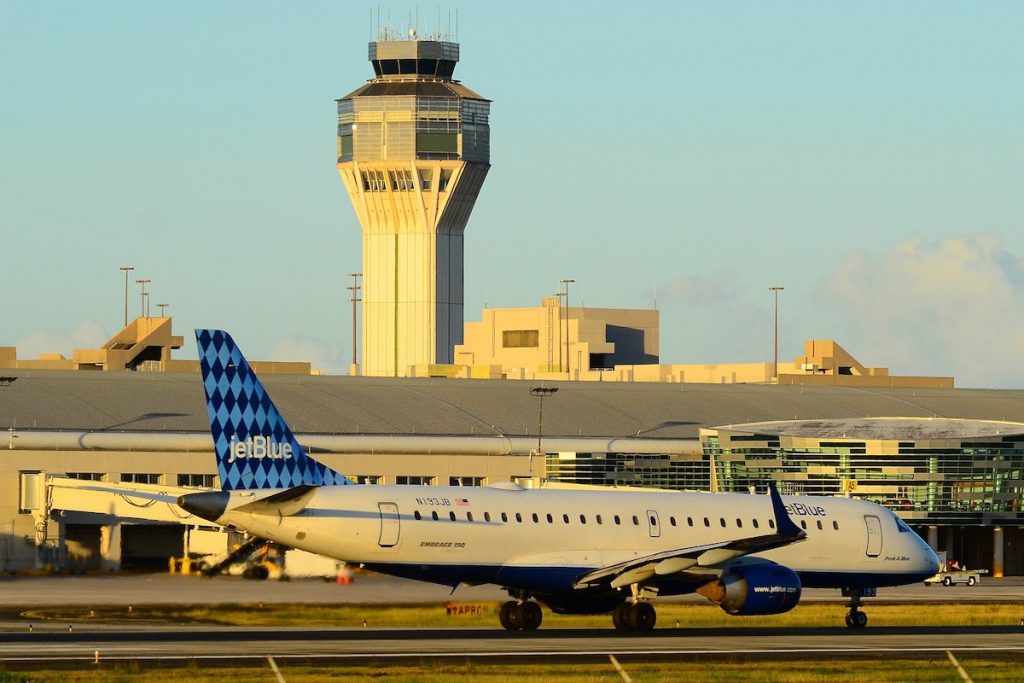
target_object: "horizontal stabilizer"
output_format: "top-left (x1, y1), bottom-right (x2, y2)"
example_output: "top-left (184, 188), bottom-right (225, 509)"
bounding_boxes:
top-left (233, 485), bottom-right (319, 516)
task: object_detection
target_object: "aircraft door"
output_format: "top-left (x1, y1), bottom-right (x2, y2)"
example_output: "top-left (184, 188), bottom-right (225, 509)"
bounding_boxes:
top-left (378, 502), bottom-right (400, 548)
top-left (864, 515), bottom-right (882, 557)
top-left (647, 510), bottom-right (661, 538)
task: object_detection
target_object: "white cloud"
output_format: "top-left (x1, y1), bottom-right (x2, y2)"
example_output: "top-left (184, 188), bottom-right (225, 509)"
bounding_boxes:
top-left (271, 335), bottom-right (347, 376)
top-left (822, 235), bottom-right (1024, 388)
top-left (652, 270), bottom-right (773, 363)
top-left (16, 321), bottom-right (109, 359)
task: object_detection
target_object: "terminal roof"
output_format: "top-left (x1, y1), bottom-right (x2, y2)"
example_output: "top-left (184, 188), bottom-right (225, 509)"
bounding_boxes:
top-left (2, 370), bottom-right (1024, 440)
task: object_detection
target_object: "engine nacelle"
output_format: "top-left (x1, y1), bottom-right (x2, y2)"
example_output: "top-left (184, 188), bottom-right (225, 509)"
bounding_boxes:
top-left (698, 563), bottom-right (802, 616)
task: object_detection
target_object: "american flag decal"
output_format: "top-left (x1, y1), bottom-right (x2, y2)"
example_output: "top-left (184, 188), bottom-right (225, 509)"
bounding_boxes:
top-left (455, 497), bottom-right (470, 507)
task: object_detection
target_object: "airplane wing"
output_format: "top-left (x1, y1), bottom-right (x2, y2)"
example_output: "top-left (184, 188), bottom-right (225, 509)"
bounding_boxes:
top-left (574, 482), bottom-right (806, 589)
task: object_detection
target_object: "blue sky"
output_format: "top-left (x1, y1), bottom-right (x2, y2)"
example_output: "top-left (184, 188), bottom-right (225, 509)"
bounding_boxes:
top-left (2, 2), bottom-right (1022, 387)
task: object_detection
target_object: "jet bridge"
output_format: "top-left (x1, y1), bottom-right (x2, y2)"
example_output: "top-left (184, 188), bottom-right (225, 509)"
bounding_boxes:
top-left (22, 474), bottom-right (228, 571)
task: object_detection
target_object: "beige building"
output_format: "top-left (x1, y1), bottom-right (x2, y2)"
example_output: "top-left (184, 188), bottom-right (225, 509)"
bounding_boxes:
top-left (335, 33), bottom-right (490, 377)
top-left (0, 317), bottom-right (183, 372)
top-left (0, 317), bottom-right (312, 376)
top-left (413, 299), bottom-right (953, 388)
top-left (445, 297), bottom-right (659, 380)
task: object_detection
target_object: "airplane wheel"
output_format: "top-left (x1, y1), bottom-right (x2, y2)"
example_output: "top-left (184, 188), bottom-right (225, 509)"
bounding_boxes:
top-left (520, 601), bottom-right (543, 630)
top-left (633, 602), bottom-right (656, 632)
top-left (499, 601), bottom-right (521, 630)
top-left (612, 603), bottom-right (630, 631)
top-left (846, 610), bottom-right (867, 628)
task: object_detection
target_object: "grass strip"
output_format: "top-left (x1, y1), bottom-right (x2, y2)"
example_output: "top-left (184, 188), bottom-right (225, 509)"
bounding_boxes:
top-left (12, 601), bottom-right (1024, 629)
top-left (3, 656), bottom-right (1024, 682)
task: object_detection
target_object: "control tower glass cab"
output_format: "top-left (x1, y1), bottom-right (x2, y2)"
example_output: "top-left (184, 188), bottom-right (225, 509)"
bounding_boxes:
top-left (336, 35), bottom-right (491, 377)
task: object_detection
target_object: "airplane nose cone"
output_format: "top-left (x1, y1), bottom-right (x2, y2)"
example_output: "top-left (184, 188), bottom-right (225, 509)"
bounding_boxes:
top-left (924, 546), bottom-right (940, 575)
top-left (178, 490), bottom-right (229, 523)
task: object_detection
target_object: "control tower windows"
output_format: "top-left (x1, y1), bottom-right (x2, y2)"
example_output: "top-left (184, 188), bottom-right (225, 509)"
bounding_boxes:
top-left (417, 133), bottom-right (457, 155)
top-left (362, 171), bottom-right (387, 192)
top-left (389, 170), bottom-right (415, 191)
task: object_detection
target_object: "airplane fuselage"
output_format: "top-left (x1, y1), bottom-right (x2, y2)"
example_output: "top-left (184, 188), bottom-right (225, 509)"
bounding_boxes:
top-left (212, 485), bottom-right (937, 596)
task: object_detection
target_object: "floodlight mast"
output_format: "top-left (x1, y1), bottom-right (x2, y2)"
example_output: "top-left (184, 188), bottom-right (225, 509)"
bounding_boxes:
top-left (529, 386), bottom-right (559, 471)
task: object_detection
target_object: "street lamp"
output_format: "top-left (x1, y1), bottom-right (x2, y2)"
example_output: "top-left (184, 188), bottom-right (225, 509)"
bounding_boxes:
top-left (157, 303), bottom-right (169, 317)
top-left (560, 279), bottom-right (575, 378)
top-left (136, 279), bottom-right (151, 318)
top-left (769, 286), bottom-right (784, 380)
top-left (529, 386), bottom-right (558, 471)
top-left (118, 266), bottom-right (134, 327)
top-left (347, 273), bottom-right (362, 375)
top-left (552, 291), bottom-right (565, 372)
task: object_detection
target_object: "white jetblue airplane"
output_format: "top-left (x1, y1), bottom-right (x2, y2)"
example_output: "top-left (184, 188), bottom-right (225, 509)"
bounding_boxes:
top-left (179, 330), bottom-right (938, 631)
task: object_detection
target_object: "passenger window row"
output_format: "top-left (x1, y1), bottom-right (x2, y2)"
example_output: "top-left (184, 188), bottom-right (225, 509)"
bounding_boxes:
top-left (410, 510), bottom-right (840, 532)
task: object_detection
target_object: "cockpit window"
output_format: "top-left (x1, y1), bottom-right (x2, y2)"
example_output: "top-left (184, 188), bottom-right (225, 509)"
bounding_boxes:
top-left (894, 516), bottom-right (912, 533)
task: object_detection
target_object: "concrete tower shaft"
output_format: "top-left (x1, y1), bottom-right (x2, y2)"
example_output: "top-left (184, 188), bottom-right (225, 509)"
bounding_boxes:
top-left (336, 38), bottom-right (490, 377)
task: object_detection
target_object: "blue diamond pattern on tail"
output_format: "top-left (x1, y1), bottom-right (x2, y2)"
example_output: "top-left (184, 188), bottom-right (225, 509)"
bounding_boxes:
top-left (196, 329), bottom-right (352, 491)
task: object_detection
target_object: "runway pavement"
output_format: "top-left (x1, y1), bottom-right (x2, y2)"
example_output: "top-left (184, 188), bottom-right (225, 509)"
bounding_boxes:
top-left (2, 573), bottom-right (1023, 667)
top-left (2, 573), bottom-right (1022, 608)
top-left (1, 623), bottom-right (1023, 663)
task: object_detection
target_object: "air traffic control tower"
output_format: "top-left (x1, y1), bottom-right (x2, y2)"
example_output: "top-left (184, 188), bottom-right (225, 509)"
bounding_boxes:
top-left (336, 30), bottom-right (490, 377)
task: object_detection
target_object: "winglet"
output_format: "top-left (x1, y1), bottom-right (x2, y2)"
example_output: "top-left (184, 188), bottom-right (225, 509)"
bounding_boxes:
top-left (768, 481), bottom-right (804, 538)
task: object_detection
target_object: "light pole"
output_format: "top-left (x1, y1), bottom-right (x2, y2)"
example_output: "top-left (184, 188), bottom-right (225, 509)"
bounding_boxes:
top-left (157, 303), bottom-right (169, 317)
top-left (119, 266), bottom-right (133, 327)
top-left (769, 286), bottom-right (784, 380)
top-left (347, 273), bottom-right (362, 375)
top-left (136, 279), bottom-right (151, 318)
top-left (560, 278), bottom-right (574, 379)
top-left (529, 386), bottom-right (558, 471)
top-left (552, 291), bottom-right (565, 373)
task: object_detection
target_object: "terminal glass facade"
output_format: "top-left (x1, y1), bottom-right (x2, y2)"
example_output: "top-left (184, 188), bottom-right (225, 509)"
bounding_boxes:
top-left (702, 427), bottom-right (1024, 526)
top-left (545, 452), bottom-right (708, 490)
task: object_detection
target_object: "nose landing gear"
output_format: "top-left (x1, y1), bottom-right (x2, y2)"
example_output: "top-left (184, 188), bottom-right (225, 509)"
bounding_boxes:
top-left (841, 587), bottom-right (875, 628)
top-left (844, 608), bottom-right (868, 628)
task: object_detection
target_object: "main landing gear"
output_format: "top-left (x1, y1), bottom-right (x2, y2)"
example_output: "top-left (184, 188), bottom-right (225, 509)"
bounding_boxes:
top-left (612, 601), bottom-right (656, 632)
top-left (499, 600), bottom-right (543, 630)
top-left (842, 587), bottom-right (873, 629)
top-left (611, 583), bottom-right (657, 632)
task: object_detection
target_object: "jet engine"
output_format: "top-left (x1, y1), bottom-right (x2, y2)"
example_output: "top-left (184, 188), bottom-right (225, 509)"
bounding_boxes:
top-left (696, 562), bottom-right (802, 616)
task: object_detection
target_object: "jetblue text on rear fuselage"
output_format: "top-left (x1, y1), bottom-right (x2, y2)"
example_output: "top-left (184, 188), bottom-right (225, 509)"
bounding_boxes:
top-left (784, 502), bottom-right (827, 517)
top-left (227, 435), bottom-right (293, 463)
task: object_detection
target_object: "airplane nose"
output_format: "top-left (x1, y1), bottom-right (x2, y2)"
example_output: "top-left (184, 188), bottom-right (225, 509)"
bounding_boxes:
top-left (924, 546), bottom-right (940, 575)
top-left (915, 535), bottom-right (940, 575)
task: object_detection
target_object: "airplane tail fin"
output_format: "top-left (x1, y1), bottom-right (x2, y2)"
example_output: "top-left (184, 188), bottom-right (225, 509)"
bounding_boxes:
top-left (195, 329), bottom-right (351, 491)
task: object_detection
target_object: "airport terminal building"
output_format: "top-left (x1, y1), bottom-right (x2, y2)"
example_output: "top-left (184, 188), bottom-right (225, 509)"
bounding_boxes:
top-left (1, 368), bottom-right (1022, 576)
